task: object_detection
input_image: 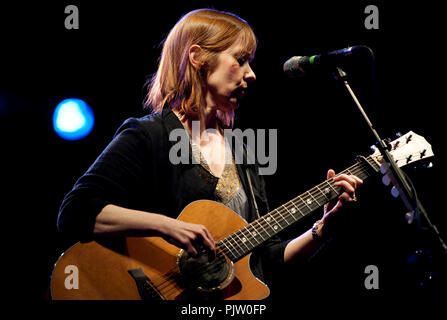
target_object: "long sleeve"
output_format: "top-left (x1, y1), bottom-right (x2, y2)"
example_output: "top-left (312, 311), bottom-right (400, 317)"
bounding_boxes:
top-left (57, 118), bottom-right (153, 239)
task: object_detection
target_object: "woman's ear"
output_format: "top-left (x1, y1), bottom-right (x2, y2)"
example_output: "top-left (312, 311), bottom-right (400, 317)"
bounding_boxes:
top-left (188, 44), bottom-right (204, 70)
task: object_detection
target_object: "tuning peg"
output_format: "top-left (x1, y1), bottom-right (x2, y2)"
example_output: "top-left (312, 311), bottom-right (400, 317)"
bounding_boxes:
top-left (411, 161), bottom-right (434, 171)
top-left (382, 173), bottom-right (391, 186)
top-left (405, 211), bottom-right (416, 224)
top-left (395, 132), bottom-right (402, 137)
top-left (370, 144), bottom-right (378, 153)
top-left (422, 162), bottom-right (434, 169)
top-left (380, 163), bottom-right (391, 187)
top-left (380, 162), bottom-right (390, 174)
top-left (391, 185), bottom-right (400, 198)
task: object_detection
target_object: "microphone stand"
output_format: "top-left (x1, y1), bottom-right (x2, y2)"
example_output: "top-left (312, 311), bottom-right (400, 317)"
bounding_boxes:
top-left (333, 64), bottom-right (447, 253)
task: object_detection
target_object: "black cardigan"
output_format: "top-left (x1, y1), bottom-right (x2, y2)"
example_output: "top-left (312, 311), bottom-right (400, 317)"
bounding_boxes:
top-left (57, 106), bottom-right (287, 282)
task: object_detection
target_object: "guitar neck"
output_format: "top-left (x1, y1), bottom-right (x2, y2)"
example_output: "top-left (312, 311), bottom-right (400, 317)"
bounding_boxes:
top-left (219, 155), bottom-right (380, 261)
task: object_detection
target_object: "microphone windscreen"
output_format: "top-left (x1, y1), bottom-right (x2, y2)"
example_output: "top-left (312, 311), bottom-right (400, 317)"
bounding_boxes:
top-left (283, 56), bottom-right (310, 77)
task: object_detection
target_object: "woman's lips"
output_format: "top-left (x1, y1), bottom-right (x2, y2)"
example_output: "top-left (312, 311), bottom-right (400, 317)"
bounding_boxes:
top-left (234, 87), bottom-right (246, 99)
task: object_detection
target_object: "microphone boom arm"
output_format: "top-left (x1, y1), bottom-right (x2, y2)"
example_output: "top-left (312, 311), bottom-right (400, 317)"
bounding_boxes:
top-left (334, 65), bottom-right (447, 251)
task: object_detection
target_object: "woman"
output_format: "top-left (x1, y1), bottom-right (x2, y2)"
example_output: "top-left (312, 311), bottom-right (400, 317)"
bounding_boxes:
top-left (57, 8), bottom-right (362, 295)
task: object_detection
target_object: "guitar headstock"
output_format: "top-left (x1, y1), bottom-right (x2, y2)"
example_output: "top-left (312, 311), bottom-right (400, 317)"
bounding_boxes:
top-left (370, 131), bottom-right (434, 168)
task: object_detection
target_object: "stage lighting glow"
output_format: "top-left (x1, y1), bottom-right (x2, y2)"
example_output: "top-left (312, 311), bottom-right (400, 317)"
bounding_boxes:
top-left (53, 98), bottom-right (94, 140)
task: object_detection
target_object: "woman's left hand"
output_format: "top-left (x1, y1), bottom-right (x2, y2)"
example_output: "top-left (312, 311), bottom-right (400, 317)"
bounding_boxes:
top-left (320, 169), bottom-right (363, 234)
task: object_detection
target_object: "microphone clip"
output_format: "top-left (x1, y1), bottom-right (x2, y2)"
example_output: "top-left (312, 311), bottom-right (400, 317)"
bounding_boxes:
top-left (333, 67), bottom-right (348, 82)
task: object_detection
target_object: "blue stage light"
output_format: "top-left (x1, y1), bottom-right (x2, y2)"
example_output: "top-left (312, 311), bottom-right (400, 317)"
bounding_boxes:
top-left (53, 98), bottom-right (94, 140)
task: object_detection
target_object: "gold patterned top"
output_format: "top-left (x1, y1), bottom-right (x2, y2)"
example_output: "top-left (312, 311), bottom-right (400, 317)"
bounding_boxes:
top-left (190, 139), bottom-right (241, 204)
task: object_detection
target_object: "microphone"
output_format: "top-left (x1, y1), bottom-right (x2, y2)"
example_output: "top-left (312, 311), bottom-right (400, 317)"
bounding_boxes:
top-left (283, 45), bottom-right (369, 77)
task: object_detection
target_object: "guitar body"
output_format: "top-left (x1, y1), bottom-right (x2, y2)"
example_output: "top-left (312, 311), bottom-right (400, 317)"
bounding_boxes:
top-left (51, 200), bottom-right (270, 300)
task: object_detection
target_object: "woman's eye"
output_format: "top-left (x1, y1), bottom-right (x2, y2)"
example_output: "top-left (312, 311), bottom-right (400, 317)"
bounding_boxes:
top-left (237, 57), bottom-right (247, 65)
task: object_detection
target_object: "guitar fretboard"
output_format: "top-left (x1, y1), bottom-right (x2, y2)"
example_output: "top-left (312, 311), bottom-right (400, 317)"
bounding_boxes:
top-left (218, 155), bottom-right (380, 261)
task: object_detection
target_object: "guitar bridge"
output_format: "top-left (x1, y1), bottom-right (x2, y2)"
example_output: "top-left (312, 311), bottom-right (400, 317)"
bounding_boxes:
top-left (128, 268), bottom-right (165, 300)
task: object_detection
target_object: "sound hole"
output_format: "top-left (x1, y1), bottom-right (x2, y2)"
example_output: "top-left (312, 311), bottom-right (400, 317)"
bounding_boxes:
top-left (178, 249), bottom-right (232, 292)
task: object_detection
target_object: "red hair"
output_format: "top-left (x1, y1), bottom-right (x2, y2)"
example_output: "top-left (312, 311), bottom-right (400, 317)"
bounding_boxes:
top-left (144, 9), bottom-right (257, 128)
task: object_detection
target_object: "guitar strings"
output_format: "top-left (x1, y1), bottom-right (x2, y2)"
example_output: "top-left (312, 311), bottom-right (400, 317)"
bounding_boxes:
top-left (153, 159), bottom-right (374, 298)
top-left (218, 160), bottom-right (371, 263)
top-left (146, 150), bottom-right (427, 297)
top-left (150, 158), bottom-right (375, 297)
top-left (150, 157), bottom-right (377, 297)
top-left (149, 149), bottom-right (431, 297)
top-left (221, 157), bottom-right (375, 257)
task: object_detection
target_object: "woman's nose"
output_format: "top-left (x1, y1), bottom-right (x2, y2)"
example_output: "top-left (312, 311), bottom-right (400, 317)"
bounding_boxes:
top-left (244, 64), bottom-right (256, 82)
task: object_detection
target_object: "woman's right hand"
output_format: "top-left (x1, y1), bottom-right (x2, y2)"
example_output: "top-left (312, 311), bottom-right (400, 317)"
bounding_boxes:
top-left (157, 216), bottom-right (216, 256)
top-left (93, 205), bottom-right (216, 256)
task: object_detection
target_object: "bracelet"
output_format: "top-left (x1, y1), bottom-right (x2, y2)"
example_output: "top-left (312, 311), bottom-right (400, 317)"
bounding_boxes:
top-left (312, 220), bottom-right (324, 241)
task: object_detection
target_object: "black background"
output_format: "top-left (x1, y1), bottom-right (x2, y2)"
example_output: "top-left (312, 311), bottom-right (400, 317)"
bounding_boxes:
top-left (1, 0), bottom-right (445, 314)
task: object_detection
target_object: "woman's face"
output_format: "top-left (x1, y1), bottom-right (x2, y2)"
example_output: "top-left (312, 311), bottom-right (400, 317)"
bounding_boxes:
top-left (205, 40), bottom-right (256, 112)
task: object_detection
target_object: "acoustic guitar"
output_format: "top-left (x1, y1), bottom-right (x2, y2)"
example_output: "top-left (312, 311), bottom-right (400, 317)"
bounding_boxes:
top-left (50, 131), bottom-right (433, 300)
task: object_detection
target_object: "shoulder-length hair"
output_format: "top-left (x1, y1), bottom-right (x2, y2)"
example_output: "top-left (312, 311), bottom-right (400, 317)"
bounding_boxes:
top-left (144, 8), bottom-right (257, 128)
